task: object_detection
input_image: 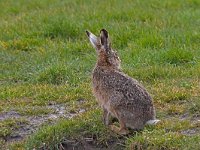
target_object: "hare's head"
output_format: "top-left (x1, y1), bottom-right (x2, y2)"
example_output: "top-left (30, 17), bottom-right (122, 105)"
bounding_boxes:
top-left (86, 29), bottom-right (121, 70)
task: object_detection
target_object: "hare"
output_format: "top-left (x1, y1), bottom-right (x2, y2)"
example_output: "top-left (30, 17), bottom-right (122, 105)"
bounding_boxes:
top-left (86, 29), bottom-right (160, 135)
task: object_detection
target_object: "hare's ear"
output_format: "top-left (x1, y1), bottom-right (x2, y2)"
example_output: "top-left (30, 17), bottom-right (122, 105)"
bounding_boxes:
top-left (100, 29), bottom-right (110, 50)
top-left (86, 30), bottom-right (99, 50)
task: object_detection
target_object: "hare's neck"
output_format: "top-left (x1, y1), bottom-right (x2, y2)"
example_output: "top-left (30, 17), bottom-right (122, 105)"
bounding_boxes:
top-left (97, 58), bottom-right (109, 67)
top-left (96, 60), bottom-right (121, 71)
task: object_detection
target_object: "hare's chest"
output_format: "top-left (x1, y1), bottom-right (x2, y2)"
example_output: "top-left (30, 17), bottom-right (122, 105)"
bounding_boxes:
top-left (92, 82), bottom-right (109, 106)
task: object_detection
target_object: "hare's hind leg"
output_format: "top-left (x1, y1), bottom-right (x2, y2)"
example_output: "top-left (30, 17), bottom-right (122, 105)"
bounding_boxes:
top-left (103, 108), bottom-right (118, 126)
top-left (103, 108), bottom-right (111, 125)
top-left (109, 109), bottom-right (129, 135)
top-left (110, 120), bottom-right (129, 135)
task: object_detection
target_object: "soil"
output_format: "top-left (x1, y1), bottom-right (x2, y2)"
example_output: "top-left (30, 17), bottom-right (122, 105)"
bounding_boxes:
top-left (42, 135), bottom-right (127, 150)
top-left (60, 138), bottom-right (125, 150)
top-left (180, 113), bottom-right (200, 136)
top-left (0, 103), bottom-right (86, 144)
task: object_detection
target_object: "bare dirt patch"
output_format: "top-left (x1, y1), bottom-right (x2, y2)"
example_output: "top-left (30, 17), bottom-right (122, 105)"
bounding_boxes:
top-left (0, 103), bottom-right (86, 144)
top-left (41, 135), bottom-right (126, 150)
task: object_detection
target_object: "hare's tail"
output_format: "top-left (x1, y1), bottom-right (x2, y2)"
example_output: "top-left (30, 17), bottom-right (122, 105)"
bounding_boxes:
top-left (146, 119), bottom-right (160, 125)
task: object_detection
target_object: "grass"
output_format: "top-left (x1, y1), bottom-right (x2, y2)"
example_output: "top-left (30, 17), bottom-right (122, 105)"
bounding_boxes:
top-left (0, 0), bottom-right (200, 149)
top-left (0, 118), bottom-right (27, 138)
top-left (25, 109), bottom-right (116, 149)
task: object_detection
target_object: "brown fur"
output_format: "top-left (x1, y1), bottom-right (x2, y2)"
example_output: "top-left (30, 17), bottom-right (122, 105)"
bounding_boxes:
top-left (86, 29), bottom-right (157, 134)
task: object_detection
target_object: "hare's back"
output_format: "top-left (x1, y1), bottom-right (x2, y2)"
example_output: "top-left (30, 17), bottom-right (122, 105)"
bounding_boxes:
top-left (93, 68), bottom-right (153, 105)
top-left (99, 70), bottom-right (153, 106)
top-left (119, 75), bottom-right (153, 106)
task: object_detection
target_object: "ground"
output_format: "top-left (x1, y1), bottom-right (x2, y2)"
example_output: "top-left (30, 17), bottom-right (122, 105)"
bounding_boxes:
top-left (0, 0), bottom-right (200, 149)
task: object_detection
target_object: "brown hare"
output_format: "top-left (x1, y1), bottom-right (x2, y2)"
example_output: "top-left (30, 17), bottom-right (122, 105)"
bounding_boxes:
top-left (86, 29), bottom-right (160, 135)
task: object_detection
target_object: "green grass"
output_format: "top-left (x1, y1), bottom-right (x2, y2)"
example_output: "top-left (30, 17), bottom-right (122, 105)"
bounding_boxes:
top-left (0, 118), bottom-right (27, 138)
top-left (24, 109), bottom-right (116, 149)
top-left (0, 0), bottom-right (200, 149)
top-left (127, 129), bottom-right (200, 150)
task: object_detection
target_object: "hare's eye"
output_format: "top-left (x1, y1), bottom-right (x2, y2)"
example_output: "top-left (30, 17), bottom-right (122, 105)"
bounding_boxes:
top-left (114, 55), bottom-right (119, 60)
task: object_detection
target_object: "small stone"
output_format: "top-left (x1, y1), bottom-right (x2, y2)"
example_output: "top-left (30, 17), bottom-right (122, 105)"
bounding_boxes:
top-left (79, 109), bottom-right (85, 113)
top-left (48, 114), bottom-right (58, 120)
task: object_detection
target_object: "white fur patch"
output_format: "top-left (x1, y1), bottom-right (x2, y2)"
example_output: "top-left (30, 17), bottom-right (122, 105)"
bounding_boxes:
top-left (89, 32), bottom-right (98, 49)
top-left (146, 119), bottom-right (160, 125)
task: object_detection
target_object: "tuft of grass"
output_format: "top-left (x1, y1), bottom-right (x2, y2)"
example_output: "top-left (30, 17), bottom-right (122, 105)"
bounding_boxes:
top-left (161, 48), bottom-right (195, 65)
top-left (43, 17), bottom-right (82, 39)
top-left (1, 38), bottom-right (42, 51)
top-left (6, 141), bottom-right (25, 150)
top-left (127, 129), bottom-right (200, 150)
top-left (16, 106), bottom-right (53, 116)
top-left (126, 118), bottom-right (200, 150)
top-left (36, 64), bottom-right (68, 85)
top-left (0, 118), bottom-right (27, 138)
top-left (156, 119), bottom-right (194, 131)
top-left (151, 82), bottom-right (191, 104)
top-left (164, 104), bottom-right (186, 115)
top-left (25, 109), bottom-right (117, 149)
top-left (189, 98), bottom-right (200, 114)
top-left (136, 33), bottom-right (164, 49)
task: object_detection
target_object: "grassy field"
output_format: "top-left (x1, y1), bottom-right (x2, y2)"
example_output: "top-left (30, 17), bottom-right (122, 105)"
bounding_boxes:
top-left (0, 0), bottom-right (200, 149)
